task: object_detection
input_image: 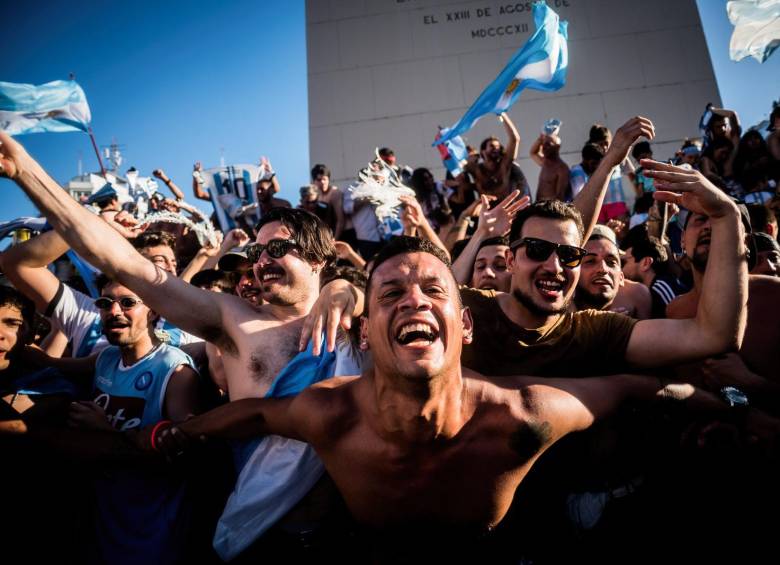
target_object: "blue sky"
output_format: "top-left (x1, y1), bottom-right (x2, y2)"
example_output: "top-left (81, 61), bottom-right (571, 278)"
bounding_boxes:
top-left (2, 0), bottom-right (779, 224)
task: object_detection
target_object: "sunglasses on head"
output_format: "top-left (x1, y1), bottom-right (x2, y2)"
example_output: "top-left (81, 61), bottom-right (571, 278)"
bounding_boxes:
top-left (95, 296), bottom-right (144, 311)
top-left (509, 237), bottom-right (587, 268)
top-left (245, 238), bottom-right (299, 263)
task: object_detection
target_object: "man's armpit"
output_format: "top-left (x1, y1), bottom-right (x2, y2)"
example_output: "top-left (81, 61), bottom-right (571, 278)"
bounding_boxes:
top-left (509, 420), bottom-right (553, 461)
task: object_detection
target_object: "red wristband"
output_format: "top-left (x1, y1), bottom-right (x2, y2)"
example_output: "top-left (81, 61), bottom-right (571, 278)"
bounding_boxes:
top-left (150, 420), bottom-right (173, 452)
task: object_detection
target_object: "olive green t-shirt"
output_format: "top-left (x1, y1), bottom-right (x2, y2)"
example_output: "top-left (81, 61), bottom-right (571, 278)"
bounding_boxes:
top-left (460, 287), bottom-right (638, 378)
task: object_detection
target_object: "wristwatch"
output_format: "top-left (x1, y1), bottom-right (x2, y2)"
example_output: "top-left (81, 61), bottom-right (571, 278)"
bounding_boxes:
top-left (720, 386), bottom-right (749, 410)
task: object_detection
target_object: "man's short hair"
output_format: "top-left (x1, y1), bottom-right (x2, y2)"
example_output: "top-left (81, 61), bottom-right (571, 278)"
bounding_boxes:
top-left (0, 285), bottom-right (35, 327)
top-left (631, 141), bottom-right (652, 160)
top-left (132, 230), bottom-right (176, 252)
top-left (509, 201), bottom-right (585, 246)
top-left (255, 207), bottom-right (336, 266)
top-left (365, 236), bottom-right (456, 312)
top-left (190, 270), bottom-right (236, 293)
top-left (629, 235), bottom-right (668, 274)
top-left (378, 147), bottom-right (394, 159)
top-left (320, 265), bottom-right (368, 290)
top-left (311, 164), bottom-right (331, 180)
top-left (746, 203), bottom-right (775, 233)
top-left (95, 273), bottom-right (115, 294)
top-left (480, 136), bottom-right (501, 152)
top-left (588, 124), bottom-right (610, 144)
top-left (581, 142), bottom-right (604, 161)
top-left (477, 236), bottom-right (509, 252)
top-left (754, 231), bottom-right (780, 253)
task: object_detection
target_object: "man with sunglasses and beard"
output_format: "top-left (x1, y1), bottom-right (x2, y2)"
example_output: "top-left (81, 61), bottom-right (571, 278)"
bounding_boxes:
top-left (0, 132), bottom-right (358, 560)
top-left (13, 274), bottom-right (200, 564)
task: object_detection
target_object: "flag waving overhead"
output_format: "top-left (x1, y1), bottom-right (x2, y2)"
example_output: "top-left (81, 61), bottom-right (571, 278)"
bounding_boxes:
top-left (0, 80), bottom-right (91, 135)
top-left (727, 0), bottom-right (780, 63)
top-left (434, 1), bottom-right (568, 146)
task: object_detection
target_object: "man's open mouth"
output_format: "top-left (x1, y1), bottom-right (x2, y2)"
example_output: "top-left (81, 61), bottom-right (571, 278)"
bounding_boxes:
top-left (395, 322), bottom-right (439, 346)
top-left (535, 277), bottom-right (565, 298)
top-left (259, 266), bottom-right (285, 283)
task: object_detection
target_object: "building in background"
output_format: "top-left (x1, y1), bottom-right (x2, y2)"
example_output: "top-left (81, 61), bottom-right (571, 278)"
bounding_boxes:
top-left (306, 0), bottom-right (720, 198)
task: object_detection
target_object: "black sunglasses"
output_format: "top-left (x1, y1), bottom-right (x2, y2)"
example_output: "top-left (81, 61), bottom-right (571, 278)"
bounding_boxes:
top-left (509, 237), bottom-right (587, 268)
top-left (95, 296), bottom-right (144, 311)
top-left (245, 238), bottom-right (299, 263)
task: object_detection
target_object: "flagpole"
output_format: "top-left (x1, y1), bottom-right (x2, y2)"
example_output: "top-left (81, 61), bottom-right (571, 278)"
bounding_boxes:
top-left (87, 127), bottom-right (107, 177)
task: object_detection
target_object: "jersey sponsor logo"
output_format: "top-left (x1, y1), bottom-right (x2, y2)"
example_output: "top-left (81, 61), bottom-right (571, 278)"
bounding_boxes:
top-left (93, 392), bottom-right (145, 431)
top-left (134, 371), bottom-right (154, 391)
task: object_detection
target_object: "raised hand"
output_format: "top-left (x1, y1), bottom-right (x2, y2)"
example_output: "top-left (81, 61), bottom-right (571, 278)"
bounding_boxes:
top-left (606, 117), bottom-right (655, 167)
top-left (642, 159), bottom-right (738, 220)
top-left (0, 131), bottom-right (30, 180)
top-left (476, 190), bottom-right (530, 238)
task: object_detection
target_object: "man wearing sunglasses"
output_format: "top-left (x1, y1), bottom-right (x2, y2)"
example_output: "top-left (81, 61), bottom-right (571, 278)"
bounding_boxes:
top-left (0, 132), bottom-right (358, 559)
top-left (11, 273), bottom-right (200, 563)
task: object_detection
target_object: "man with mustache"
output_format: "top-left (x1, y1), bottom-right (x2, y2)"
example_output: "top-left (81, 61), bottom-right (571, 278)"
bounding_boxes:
top-left (0, 132), bottom-right (356, 559)
top-left (139, 236), bottom-right (768, 561)
top-left (574, 224), bottom-right (651, 319)
top-left (20, 274), bottom-right (200, 563)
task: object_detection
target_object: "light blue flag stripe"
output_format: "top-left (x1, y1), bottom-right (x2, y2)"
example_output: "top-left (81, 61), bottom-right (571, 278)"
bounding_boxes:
top-left (0, 79), bottom-right (91, 135)
top-left (435, 1), bottom-right (568, 146)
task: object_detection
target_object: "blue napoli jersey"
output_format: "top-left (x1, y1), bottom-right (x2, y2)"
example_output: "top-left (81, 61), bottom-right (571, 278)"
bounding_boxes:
top-left (93, 343), bottom-right (194, 431)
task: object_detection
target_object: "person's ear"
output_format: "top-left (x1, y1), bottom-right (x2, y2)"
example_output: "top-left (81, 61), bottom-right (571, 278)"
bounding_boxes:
top-left (617, 270), bottom-right (625, 287)
top-left (505, 247), bottom-right (516, 270)
top-left (640, 257), bottom-right (653, 273)
top-left (461, 307), bottom-right (474, 345)
top-left (359, 316), bottom-right (369, 351)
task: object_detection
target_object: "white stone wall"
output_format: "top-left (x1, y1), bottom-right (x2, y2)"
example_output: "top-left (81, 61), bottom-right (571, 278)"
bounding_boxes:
top-left (306, 0), bottom-right (720, 199)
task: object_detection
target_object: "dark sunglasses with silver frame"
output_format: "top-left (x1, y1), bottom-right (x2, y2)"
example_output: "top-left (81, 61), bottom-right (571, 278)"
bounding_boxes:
top-left (245, 238), bottom-right (300, 263)
top-left (95, 296), bottom-right (144, 311)
top-left (509, 237), bottom-right (588, 268)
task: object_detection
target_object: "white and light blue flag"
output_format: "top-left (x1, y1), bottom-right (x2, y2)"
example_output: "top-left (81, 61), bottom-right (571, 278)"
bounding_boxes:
top-left (0, 80), bottom-right (91, 135)
top-left (727, 0), bottom-right (780, 63)
top-left (434, 1), bottom-right (568, 146)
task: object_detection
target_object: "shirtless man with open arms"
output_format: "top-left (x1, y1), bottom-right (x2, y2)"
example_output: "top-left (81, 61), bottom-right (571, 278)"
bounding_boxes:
top-left (139, 237), bottom-right (773, 561)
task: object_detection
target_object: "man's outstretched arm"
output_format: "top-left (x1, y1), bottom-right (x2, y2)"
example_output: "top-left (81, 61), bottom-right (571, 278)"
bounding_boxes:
top-left (0, 229), bottom-right (69, 312)
top-left (625, 163), bottom-right (747, 368)
top-left (139, 396), bottom-right (302, 457)
top-left (573, 117), bottom-right (654, 240)
top-left (0, 132), bottom-right (233, 349)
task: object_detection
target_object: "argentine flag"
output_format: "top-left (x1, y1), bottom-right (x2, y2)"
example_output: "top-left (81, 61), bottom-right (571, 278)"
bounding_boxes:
top-left (727, 0), bottom-right (780, 63)
top-left (435, 1), bottom-right (568, 146)
top-left (0, 80), bottom-right (91, 136)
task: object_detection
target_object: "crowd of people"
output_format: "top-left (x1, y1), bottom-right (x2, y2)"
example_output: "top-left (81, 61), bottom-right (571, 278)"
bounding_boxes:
top-left (0, 100), bottom-right (779, 564)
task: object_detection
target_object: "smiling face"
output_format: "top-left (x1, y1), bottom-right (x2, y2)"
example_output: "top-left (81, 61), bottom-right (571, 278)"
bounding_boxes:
top-left (232, 258), bottom-right (263, 306)
top-left (251, 221), bottom-right (319, 306)
top-left (507, 217), bottom-right (581, 319)
top-left (361, 252), bottom-right (472, 381)
top-left (472, 244), bottom-right (511, 291)
top-left (0, 304), bottom-right (25, 371)
top-left (98, 282), bottom-right (155, 347)
top-left (576, 238), bottom-right (623, 309)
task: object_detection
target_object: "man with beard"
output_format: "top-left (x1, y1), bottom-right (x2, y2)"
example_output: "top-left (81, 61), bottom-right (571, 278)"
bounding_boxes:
top-left (0, 131), bottom-right (357, 560)
top-left (530, 132), bottom-right (570, 202)
top-left (138, 236), bottom-right (771, 562)
top-left (17, 274), bottom-right (200, 563)
top-left (574, 225), bottom-right (652, 319)
top-left (667, 207), bottom-right (780, 413)
top-left (255, 176), bottom-right (292, 216)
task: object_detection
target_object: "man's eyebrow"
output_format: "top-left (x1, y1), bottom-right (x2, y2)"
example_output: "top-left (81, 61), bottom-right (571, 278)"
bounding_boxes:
top-left (1, 316), bottom-right (23, 324)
